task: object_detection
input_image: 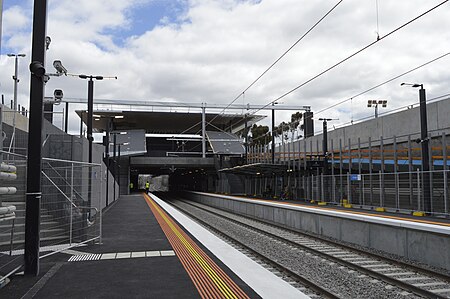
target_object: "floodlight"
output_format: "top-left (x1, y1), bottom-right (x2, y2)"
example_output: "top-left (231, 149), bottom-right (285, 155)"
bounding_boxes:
top-left (401, 82), bottom-right (423, 89)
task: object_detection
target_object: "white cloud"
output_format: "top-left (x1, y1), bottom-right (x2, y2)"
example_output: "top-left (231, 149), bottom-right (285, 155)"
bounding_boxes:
top-left (2, 5), bottom-right (30, 36)
top-left (1, 0), bottom-right (450, 136)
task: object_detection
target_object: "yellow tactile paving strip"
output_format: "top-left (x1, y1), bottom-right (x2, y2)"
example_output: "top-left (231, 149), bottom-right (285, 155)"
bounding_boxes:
top-left (144, 193), bottom-right (250, 299)
top-left (231, 194), bottom-right (450, 228)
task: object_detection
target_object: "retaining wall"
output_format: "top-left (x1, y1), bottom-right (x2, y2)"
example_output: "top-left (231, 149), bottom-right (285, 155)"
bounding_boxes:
top-left (187, 191), bottom-right (450, 272)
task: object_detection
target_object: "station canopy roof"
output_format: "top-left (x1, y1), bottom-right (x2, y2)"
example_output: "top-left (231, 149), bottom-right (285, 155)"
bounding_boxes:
top-left (206, 131), bottom-right (245, 155)
top-left (219, 163), bottom-right (288, 175)
top-left (76, 110), bottom-right (265, 135)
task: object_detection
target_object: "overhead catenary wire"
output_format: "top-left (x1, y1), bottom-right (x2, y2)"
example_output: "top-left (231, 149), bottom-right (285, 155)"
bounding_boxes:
top-left (205, 0), bottom-right (344, 127)
top-left (318, 93), bottom-right (450, 135)
top-left (315, 51), bottom-right (450, 116)
top-left (248, 0), bottom-right (449, 117)
top-left (226, 50), bottom-right (450, 139)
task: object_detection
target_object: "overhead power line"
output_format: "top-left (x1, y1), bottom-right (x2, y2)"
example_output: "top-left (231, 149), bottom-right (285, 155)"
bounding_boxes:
top-left (249, 0), bottom-right (449, 116)
top-left (315, 51), bottom-right (450, 116)
top-left (207, 0), bottom-right (344, 125)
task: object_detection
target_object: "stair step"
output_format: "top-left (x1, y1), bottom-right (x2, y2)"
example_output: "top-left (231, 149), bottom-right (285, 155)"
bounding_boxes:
top-left (0, 234), bottom-right (70, 248)
top-left (0, 221), bottom-right (61, 230)
top-left (0, 228), bottom-right (67, 246)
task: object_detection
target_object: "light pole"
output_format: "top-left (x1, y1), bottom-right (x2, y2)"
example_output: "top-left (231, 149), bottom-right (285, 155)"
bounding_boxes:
top-left (78, 75), bottom-right (116, 211)
top-left (78, 75), bottom-right (104, 164)
top-left (7, 53), bottom-right (26, 112)
top-left (109, 130), bottom-right (127, 202)
top-left (367, 100), bottom-right (387, 118)
top-left (25, 0), bottom-right (48, 276)
top-left (7, 53), bottom-right (26, 153)
top-left (318, 118), bottom-right (337, 175)
top-left (401, 83), bottom-right (431, 213)
top-left (271, 102), bottom-right (278, 164)
top-left (117, 141), bottom-right (129, 196)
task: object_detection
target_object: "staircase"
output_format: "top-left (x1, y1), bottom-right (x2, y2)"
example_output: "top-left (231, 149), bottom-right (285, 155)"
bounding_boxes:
top-left (0, 162), bottom-right (69, 252)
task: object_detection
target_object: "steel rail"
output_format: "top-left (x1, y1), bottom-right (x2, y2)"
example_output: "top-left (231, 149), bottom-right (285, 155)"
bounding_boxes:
top-left (174, 197), bottom-right (448, 299)
top-left (165, 197), bottom-right (340, 299)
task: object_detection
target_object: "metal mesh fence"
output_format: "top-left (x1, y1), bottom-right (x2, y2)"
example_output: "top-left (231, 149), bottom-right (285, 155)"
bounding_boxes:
top-left (0, 153), bottom-right (102, 263)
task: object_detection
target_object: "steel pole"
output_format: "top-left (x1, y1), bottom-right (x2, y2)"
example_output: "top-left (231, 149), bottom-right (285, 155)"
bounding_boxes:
top-left (244, 113), bottom-right (248, 164)
top-left (322, 120), bottom-right (328, 175)
top-left (271, 107), bottom-right (275, 164)
top-left (25, 0), bottom-right (48, 276)
top-left (87, 78), bottom-right (94, 220)
top-left (13, 56), bottom-right (18, 112)
top-left (113, 133), bottom-right (117, 201)
top-left (118, 144), bottom-right (121, 195)
top-left (105, 119), bottom-right (110, 206)
top-left (87, 79), bottom-right (94, 164)
top-left (202, 105), bottom-right (206, 158)
top-left (419, 86), bottom-right (431, 213)
top-left (9, 55), bottom-right (21, 153)
top-left (64, 102), bottom-right (69, 133)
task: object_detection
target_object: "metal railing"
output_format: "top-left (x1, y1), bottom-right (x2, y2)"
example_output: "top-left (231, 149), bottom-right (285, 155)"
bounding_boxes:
top-left (247, 169), bottom-right (450, 216)
top-left (0, 151), bottom-right (103, 258)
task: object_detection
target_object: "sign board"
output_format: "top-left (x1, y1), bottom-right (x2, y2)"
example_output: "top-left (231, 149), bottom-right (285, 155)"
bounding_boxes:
top-left (350, 174), bottom-right (361, 181)
top-left (109, 129), bottom-right (146, 156)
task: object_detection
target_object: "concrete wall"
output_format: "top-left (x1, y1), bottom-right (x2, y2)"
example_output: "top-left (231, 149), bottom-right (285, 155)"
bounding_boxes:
top-left (283, 97), bottom-right (450, 153)
top-left (188, 192), bottom-right (450, 272)
top-left (1, 105), bottom-right (119, 211)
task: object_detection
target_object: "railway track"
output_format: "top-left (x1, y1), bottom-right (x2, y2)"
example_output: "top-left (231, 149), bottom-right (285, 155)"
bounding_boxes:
top-left (163, 198), bottom-right (339, 298)
top-left (160, 194), bottom-right (450, 298)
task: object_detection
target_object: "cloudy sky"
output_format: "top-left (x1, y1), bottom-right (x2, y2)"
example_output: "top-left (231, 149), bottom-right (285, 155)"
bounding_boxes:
top-left (1, 0), bottom-right (449, 138)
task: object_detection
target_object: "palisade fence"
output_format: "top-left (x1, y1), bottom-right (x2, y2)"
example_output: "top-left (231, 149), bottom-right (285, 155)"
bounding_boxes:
top-left (0, 151), bottom-right (103, 274)
top-left (245, 169), bottom-right (450, 216)
top-left (245, 132), bottom-right (450, 216)
top-left (300, 170), bottom-right (449, 215)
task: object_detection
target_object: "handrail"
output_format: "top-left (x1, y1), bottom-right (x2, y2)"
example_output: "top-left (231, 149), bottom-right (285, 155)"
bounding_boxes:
top-left (44, 162), bottom-right (86, 203)
top-left (41, 171), bottom-right (77, 208)
top-left (0, 149), bottom-right (102, 166)
top-left (43, 157), bottom-right (102, 167)
top-left (0, 149), bottom-right (27, 158)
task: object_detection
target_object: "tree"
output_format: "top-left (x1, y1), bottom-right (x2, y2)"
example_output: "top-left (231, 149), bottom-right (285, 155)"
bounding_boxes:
top-left (250, 124), bottom-right (271, 146)
top-left (274, 112), bottom-right (304, 143)
top-left (274, 121), bottom-right (289, 139)
top-left (290, 112), bottom-right (303, 131)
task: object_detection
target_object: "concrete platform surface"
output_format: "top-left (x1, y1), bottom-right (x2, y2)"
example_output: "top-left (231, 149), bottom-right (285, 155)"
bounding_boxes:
top-left (1, 194), bottom-right (261, 298)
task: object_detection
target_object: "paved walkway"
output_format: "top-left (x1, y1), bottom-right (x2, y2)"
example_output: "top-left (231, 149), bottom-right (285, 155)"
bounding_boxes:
top-left (2, 194), bottom-right (257, 298)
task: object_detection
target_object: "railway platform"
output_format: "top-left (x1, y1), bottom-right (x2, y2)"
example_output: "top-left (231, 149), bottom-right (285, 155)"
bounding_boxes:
top-left (1, 193), bottom-right (306, 298)
top-left (187, 191), bottom-right (450, 273)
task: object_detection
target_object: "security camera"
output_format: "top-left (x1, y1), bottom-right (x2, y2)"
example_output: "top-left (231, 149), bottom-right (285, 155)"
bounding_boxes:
top-left (46, 36), bottom-right (51, 50)
top-left (53, 60), bottom-right (67, 75)
top-left (54, 89), bottom-right (63, 102)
